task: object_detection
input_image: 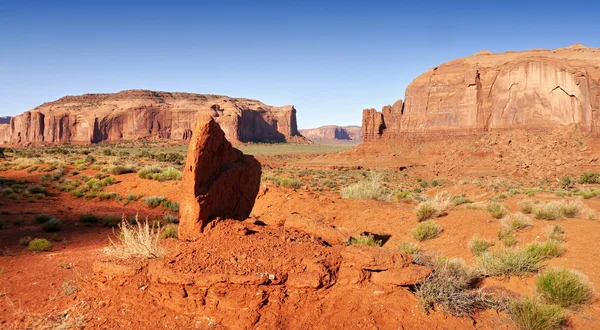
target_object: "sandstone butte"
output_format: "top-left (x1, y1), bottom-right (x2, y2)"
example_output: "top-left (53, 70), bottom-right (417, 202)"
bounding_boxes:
top-left (178, 115), bottom-right (261, 241)
top-left (363, 44), bottom-right (600, 141)
top-left (0, 90), bottom-right (303, 145)
top-left (299, 125), bottom-right (362, 142)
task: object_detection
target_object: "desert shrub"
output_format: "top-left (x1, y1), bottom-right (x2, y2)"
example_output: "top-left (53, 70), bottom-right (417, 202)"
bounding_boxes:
top-left (71, 189), bottom-right (85, 198)
top-left (12, 218), bottom-right (24, 226)
top-left (80, 214), bottom-right (99, 224)
top-left (19, 236), bottom-right (32, 246)
top-left (41, 218), bottom-right (61, 232)
top-left (34, 214), bottom-right (52, 224)
top-left (508, 297), bottom-right (567, 330)
top-left (558, 200), bottom-right (582, 218)
top-left (534, 202), bottom-right (562, 220)
top-left (163, 213), bottom-right (179, 223)
top-left (27, 184), bottom-right (48, 195)
top-left (340, 173), bottom-right (389, 201)
top-left (160, 224), bottom-right (178, 239)
top-left (470, 236), bottom-right (493, 256)
top-left (399, 241), bottom-right (420, 254)
top-left (154, 168), bottom-right (182, 181)
top-left (162, 200), bottom-right (179, 212)
top-left (579, 172), bottom-right (600, 184)
top-left (348, 234), bottom-right (382, 247)
top-left (536, 268), bottom-right (593, 308)
top-left (498, 229), bottom-right (518, 247)
top-left (125, 193), bottom-right (140, 201)
top-left (450, 194), bottom-right (473, 206)
top-left (478, 241), bottom-right (562, 277)
top-left (415, 201), bottom-right (441, 221)
top-left (501, 213), bottom-right (532, 231)
top-left (86, 179), bottom-right (104, 192)
top-left (396, 191), bottom-right (412, 203)
top-left (28, 238), bottom-right (52, 252)
top-left (559, 176), bottom-right (573, 189)
top-left (138, 166), bottom-right (161, 179)
top-left (416, 258), bottom-right (489, 316)
top-left (104, 218), bottom-right (165, 259)
top-left (487, 202), bottom-right (508, 219)
top-left (523, 241), bottom-right (565, 260)
top-left (107, 165), bottom-right (135, 175)
top-left (546, 224), bottom-right (565, 242)
top-left (518, 200), bottom-right (535, 214)
top-left (103, 216), bottom-right (120, 227)
top-left (411, 220), bottom-right (442, 241)
top-left (144, 196), bottom-right (167, 208)
top-left (98, 192), bottom-right (121, 201)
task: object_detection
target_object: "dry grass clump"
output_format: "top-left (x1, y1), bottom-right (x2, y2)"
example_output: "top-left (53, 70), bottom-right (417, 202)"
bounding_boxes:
top-left (558, 200), bottom-right (583, 218)
top-left (398, 241), bottom-right (420, 255)
top-left (450, 194), bottom-right (473, 206)
top-left (487, 202), bottom-right (509, 219)
top-left (348, 234), bottom-right (382, 247)
top-left (414, 193), bottom-right (449, 221)
top-left (478, 241), bottom-right (564, 276)
top-left (532, 200), bottom-right (585, 220)
top-left (160, 224), bottom-right (178, 239)
top-left (536, 268), bottom-right (593, 308)
top-left (501, 213), bottom-right (532, 232)
top-left (416, 258), bottom-right (491, 316)
top-left (104, 216), bottom-right (165, 259)
top-left (508, 297), bottom-right (567, 330)
top-left (469, 236), bottom-right (493, 256)
top-left (340, 173), bottom-right (390, 201)
top-left (546, 224), bottom-right (565, 242)
top-left (411, 220), bottom-right (442, 241)
top-left (518, 200), bottom-right (535, 214)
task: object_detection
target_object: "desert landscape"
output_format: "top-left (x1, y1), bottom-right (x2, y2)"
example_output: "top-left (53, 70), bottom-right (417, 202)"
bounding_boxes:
top-left (0, 43), bottom-right (600, 330)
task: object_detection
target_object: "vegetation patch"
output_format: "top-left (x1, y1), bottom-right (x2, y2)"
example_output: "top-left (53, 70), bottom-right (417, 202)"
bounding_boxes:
top-left (105, 218), bottom-right (165, 259)
top-left (411, 220), bottom-right (442, 241)
top-left (508, 297), bottom-right (567, 330)
top-left (501, 213), bottom-right (532, 231)
top-left (535, 268), bottom-right (593, 308)
top-left (340, 173), bottom-right (389, 201)
top-left (487, 202), bottom-right (509, 219)
top-left (28, 238), bottom-right (52, 253)
top-left (41, 218), bottom-right (62, 232)
top-left (470, 236), bottom-right (493, 256)
top-left (348, 234), bottom-right (382, 247)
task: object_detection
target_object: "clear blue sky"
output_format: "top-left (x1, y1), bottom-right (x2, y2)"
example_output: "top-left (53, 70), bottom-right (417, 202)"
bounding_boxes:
top-left (1, 0), bottom-right (599, 129)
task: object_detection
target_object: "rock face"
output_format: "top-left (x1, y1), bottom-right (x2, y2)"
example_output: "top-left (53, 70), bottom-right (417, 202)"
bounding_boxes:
top-left (179, 115), bottom-right (262, 241)
top-left (299, 125), bottom-right (362, 141)
top-left (363, 44), bottom-right (600, 141)
top-left (0, 90), bottom-right (303, 145)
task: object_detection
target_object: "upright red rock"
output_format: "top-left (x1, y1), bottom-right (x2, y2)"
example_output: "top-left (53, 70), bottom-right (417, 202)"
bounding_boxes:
top-left (179, 115), bottom-right (261, 240)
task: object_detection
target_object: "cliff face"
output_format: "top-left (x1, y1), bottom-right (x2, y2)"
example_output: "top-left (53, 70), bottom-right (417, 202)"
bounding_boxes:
top-left (363, 44), bottom-right (600, 141)
top-left (0, 90), bottom-right (303, 145)
top-left (299, 125), bottom-right (362, 141)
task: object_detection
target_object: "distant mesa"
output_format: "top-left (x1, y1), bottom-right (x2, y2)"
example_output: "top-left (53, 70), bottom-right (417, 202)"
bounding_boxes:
top-left (0, 90), bottom-right (305, 145)
top-left (363, 45), bottom-right (600, 142)
top-left (299, 125), bottom-right (362, 142)
top-left (0, 116), bottom-right (11, 124)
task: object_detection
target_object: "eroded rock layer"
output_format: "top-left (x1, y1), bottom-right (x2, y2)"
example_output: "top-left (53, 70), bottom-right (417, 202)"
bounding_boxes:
top-left (363, 44), bottom-right (600, 141)
top-left (0, 90), bottom-right (303, 145)
top-left (299, 125), bottom-right (362, 141)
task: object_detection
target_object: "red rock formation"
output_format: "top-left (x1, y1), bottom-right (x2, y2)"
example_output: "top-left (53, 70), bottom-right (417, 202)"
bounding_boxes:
top-left (178, 115), bottom-right (261, 241)
top-left (0, 90), bottom-right (303, 145)
top-left (363, 44), bottom-right (600, 141)
top-left (299, 125), bottom-right (362, 141)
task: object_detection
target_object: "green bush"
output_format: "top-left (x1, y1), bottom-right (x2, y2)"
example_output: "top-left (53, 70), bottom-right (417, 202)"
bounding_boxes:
top-left (41, 218), bottom-right (61, 232)
top-left (470, 236), bottom-right (493, 256)
top-left (348, 234), bottom-right (382, 247)
top-left (559, 176), bottom-right (573, 189)
top-left (103, 216), bottom-right (120, 227)
top-left (28, 238), bottom-right (52, 252)
top-left (579, 172), bottom-right (600, 184)
top-left (34, 214), bottom-right (52, 224)
top-left (450, 194), bottom-right (473, 206)
top-left (487, 202), bottom-right (508, 219)
top-left (80, 214), bottom-right (99, 224)
top-left (501, 213), bottom-right (532, 231)
top-left (160, 224), bottom-right (178, 239)
top-left (478, 241), bottom-right (564, 276)
top-left (144, 196), bottom-right (167, 208)
top-left (162, 200), bottom-right (179, 212)
top-left (411, 220), bottom-right (442, 241)
top-left (536, 268), bottom-right (593, 308)
top-left (399, 241), bottom-right (420, 254)
top-left (558, 200), bottom-right (582, 218)
top-left (508, 297), bottom-right (566, 330)
top-left (546, 225), bottom-right (565, 242)
top-left (163, 213), bottom-right (179, 223)
top-left (534, 202), bottom-right (562, 220)
top-left (518, 200), bottom-right (535, 214)
top-left (108, 165), bottom-right (135, 175)
top-left (19, 236), bottom-right (32, 246)
top-left (396, 191), bottom-right (412, 203)
top-left (415, 201), bottom-right (441, 221)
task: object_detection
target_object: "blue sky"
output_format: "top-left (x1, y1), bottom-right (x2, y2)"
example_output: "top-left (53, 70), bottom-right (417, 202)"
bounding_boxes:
top-left (1, 0), bottom-right (599, 128)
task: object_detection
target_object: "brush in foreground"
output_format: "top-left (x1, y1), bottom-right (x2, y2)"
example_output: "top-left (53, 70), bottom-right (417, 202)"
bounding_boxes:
top-left (104, 217), bottom-right (165, 259)
top-left (536, 268), bottom-right (593, 308)
top-left (411, 220), bottom-right (442, 241)
top-left (340, 172), bottom-right (390, 201)
top-left (508, 297), bottom-right (567, 330)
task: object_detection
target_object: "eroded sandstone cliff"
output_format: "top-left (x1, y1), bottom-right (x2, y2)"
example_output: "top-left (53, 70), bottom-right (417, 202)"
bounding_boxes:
top-left (0, 90), bottom-right (303, 145)
top-left (299, 125), bottom-right (362, 141)
top-left (363, 44), bottom-right (600, 141)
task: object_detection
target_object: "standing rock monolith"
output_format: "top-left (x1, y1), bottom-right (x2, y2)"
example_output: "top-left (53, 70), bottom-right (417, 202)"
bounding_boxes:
top-left (179, 115), bottom-right (262, 240)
